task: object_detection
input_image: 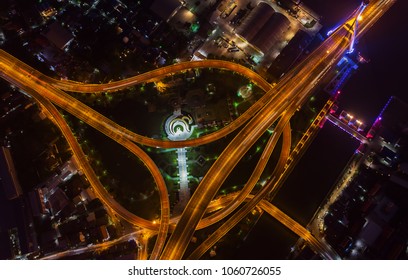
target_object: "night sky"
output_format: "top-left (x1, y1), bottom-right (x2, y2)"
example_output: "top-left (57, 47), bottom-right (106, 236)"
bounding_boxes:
top-left (304, 0), bottom-right (408, 123)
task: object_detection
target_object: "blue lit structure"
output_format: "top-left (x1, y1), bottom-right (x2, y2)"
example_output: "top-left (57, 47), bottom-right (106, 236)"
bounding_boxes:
top-left (324, 56), bottom-right (358, 96)
top-left (327, 1), bottom-right (369, 54)
top-left (348, 1), bottom-right (369, 53)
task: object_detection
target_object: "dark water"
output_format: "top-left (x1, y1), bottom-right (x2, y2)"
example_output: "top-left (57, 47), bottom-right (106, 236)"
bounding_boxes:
top-left (338, 1), bottom-right (408, 122)
top-left (272, 121), bottom-right (360, 226)
top-left (233, 214), bottom-right (299, 260)
top-left (303, 0), bottom-right (362, 32)
top-left (237, 122), bottom-right (359, 259)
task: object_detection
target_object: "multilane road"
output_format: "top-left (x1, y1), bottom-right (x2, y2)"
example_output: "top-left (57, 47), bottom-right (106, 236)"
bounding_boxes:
top-left (159, 0), bottom-right (395, 259)
top-left (0, 51), bottom-right (290, 258)
top-left (0, 0), bottom-right (394, 260)
top-left (0, 51), bottom-right (313, 258)
top-left (187, 99), bottom-right (340, 260)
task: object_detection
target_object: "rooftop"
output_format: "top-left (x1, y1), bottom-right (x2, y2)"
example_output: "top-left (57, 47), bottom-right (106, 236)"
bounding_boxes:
top-left (150, 0), bottom-right (181, 21)
top-left (43, 22), bottom-right (74, 50)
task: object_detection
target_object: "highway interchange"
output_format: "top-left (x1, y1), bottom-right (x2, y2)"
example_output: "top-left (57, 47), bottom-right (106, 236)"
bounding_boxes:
top-left (0, 0), bottom-right (395, 260)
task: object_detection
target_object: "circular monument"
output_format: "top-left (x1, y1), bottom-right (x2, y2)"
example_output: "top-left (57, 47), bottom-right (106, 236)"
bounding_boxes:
top-left (165, 112), bottom-right (195, 141)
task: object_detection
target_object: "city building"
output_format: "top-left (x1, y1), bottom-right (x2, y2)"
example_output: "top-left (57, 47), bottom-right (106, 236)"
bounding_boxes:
top-left (236, 2), bottom-right (290, 54)
top-left (150, 0), bottom-right (182, 22)
top-left (320, 97), bottom-right (408, 259)
top-left (42, 22), bottom-right (74, 51)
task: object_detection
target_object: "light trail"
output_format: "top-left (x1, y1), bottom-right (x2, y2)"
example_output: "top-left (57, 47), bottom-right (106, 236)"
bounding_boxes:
top-left (187, 111), bottom-right (293, 260)
top-left (0, 0), bottom-right (394, 260)
top-left (160, 0), bottom-right (393, 259)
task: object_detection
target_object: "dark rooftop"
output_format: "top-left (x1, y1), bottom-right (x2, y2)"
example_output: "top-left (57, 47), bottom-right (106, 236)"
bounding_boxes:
top-left (237, 2), bottom-right (290, 53)
top-left (150, 0), bottom-right (180, 21)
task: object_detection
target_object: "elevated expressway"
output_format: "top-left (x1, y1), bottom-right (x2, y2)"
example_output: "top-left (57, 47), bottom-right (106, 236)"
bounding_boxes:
top-left (0, 0), bottom-right (394, 259)
top-left (0, 50), bottom-right (273, 149)
top-left (0, 49), bottom-right (284, 258)
top-left (0, 51), bottom-right (291, 258)
top-left (0, 50), bottom-right (294, 258)
top-left (0, 51), bottom-right (317, 258)
top-left (186, 98), bottom-right (339, 260)
top-left (0, 76), bottom-right (171, 259)
top-left (159, 0), bottom-right (395, 259)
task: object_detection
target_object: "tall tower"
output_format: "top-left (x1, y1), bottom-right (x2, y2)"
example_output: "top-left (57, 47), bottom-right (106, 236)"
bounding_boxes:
top-left (348, 1), bottom-right (369, 53)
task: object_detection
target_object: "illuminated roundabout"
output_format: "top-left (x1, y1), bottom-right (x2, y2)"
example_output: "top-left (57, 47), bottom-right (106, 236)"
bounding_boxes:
top-left (0, 0), bottom-right (391, 259)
